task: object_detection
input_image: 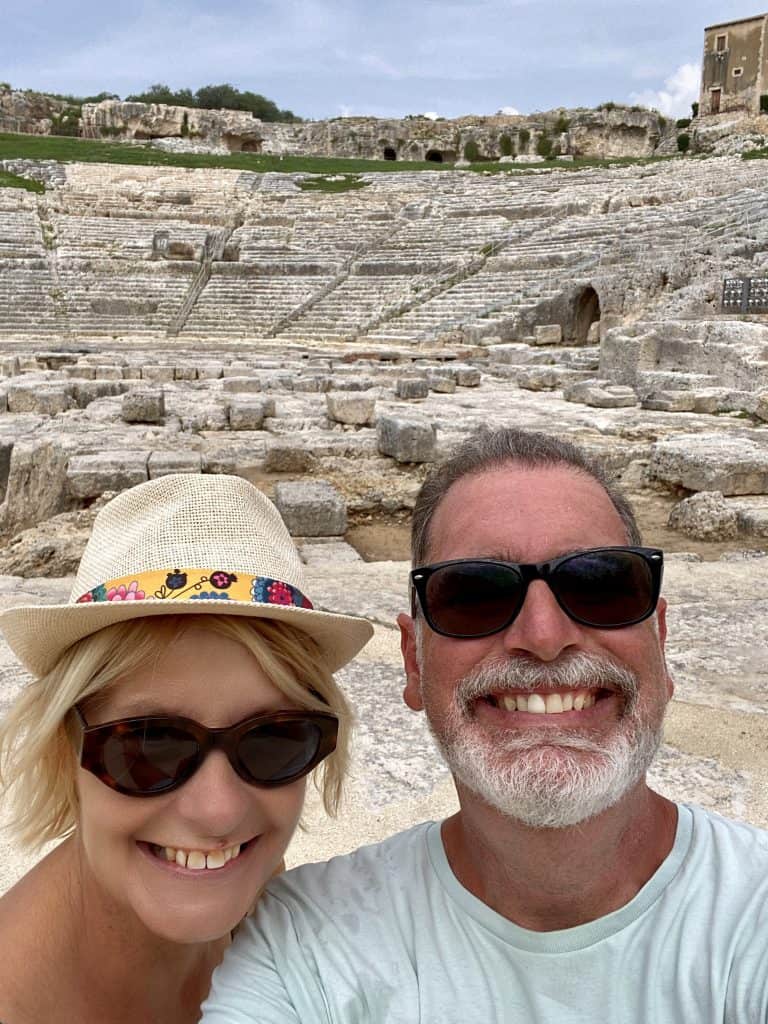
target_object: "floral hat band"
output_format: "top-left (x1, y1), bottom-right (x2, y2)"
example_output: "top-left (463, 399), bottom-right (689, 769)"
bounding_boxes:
top-left (76, 568), bottom-right (313, 609)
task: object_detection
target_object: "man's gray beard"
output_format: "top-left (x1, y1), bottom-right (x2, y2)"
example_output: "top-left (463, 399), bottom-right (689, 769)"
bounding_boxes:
top-left (424, 651), bottom-right (663, 829)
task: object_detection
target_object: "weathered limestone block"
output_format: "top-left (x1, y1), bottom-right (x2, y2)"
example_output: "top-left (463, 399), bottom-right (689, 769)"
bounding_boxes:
top-left (486, 344), bottom-right (537, 366)
top-left (533, 324), bottom-right (563, 346)
top-left (0, 390), bottom-right (8, 414)
top-left (293, 376), bottom-right (331, 394)
top-left (72, 381), bottom-right (128, 409)
top-left (273, 481), bottom-right (347, 537)
top-left (7, 382), bottom-right (74, 416)
top-left (141, 365), bottom-right (175, 383)
top-left (222, 365), bottom-right (260, 378)
top-left (92, 365), bottom-right (126, 381)
top-left (649, 434), bottom-right (768, 496)
top-left (325, 392), bottom-right (376, 426)
top-left (641, 391), bottom-right (697, 413)
top-left (395, 378), bottom-right (429, 400)
top-left (148, 451), bottom-right (202, 477)
top-left (516, 367), bottom-right (591, 391)
top-left (450, 364), bottom-right (482, 387)
top-left (264, 441), bottom-right (316, 473)
top-left (737, 502), bottom-right (768, 538)
top-left (756, 391), bottom-right (768, 423)
top-left (222, 376), bottom-right (263, 394)
top-left (173, 366), bottom-right (198, 381)
top-left (122, 387), bottom-right (165, 424)
top-left (377, 415), bottom-right (437, 464)
top-left (67, 452), bottom-right (150, 500)
top-left (228, 397), bottom-right (268, 431)
top-left (197, 364), bottom-right (224, 380)
top-left (299, 538), bottom-right (363, 565)
top-left (668, 491), bottom-right (739, 540)
top-left (0, 357), bottom-right (20, 377)
top-left (427, 373), bottom-right (457, 394)
top-left (65, 364), bottom-right (96, 380)
top-left (564, 380), bottom-right (638, 408)
top-left (0, 439), bottom-right (71, 537)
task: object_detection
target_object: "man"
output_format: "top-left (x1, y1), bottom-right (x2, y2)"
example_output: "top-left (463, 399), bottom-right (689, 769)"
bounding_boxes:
top-left (203, 427), bottom-right (768, 1023)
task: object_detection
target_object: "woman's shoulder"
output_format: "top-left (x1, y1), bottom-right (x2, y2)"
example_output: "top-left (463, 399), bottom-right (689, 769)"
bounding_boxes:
top-left (0, 848), bottom-right (70, 1020)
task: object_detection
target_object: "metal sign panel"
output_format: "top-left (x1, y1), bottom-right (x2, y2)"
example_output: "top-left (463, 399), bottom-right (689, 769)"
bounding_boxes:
top-left (721, 277), bottom-right (768, 313)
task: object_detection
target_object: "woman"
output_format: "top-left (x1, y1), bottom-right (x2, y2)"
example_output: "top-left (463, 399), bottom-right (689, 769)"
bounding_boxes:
top-left (0, 472), bottom-right (372, 1023)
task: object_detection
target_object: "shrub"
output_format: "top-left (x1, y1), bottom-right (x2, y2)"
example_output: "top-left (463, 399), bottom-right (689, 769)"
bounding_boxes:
top-left (499, 133), bottom-right (514, 157)
top-left (691, 101), bottom-right (699, 118)
top-left (676, 118), bottom-right (691, 129)
top-left (463, 139), bottom-right (480, 162)
top-left (181, 111), bottom-right (189, 138)
top-left (761, 94), bottom-right (768, 114)
top-left (677, 132), bottom-right (691, 153)
top-left (600, 101), bottom-right (617, 111)
top-left (554, 114), bottom-right (570, 134)
top-left (658, 115), bottom-right (667, 130)
top-left (536, 134), bottom-right (554, 159)
top-left (50, 106), bottom-right (82, 137)
top-left (518, 127), bottom-right (530, 152)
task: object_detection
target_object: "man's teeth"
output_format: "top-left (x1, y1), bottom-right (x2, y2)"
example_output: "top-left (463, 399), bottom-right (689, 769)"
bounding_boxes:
top-left (499, 690), bottom-right (597, 714)
top-left (160, 844), bottom-right (242, 870)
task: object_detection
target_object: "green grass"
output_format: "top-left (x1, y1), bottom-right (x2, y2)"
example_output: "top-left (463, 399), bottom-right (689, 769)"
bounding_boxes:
top-left (298, 175), bottom-right (369, 192)
top-left (0, 131), bottom-right (682, 180)
top-left (0, 169), bottom-right (44, 193)
top-left (743, 147), bottom-right (768, 160)
top-left (0, 131), bottom-right (454, 174)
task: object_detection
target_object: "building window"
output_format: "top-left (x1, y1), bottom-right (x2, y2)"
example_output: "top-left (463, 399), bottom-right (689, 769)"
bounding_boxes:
top-left (733, 67), bottom-right (743, 77)
top-left (716, 34), bottom-right (727, 51)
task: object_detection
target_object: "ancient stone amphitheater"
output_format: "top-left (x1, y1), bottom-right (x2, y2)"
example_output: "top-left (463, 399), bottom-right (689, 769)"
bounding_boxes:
top-left (0, 153), bottom-right (766, 890)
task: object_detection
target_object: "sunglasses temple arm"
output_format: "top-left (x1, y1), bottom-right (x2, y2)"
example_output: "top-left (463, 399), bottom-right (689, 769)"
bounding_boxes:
top-left (71, 705), bottom-right (87, 759)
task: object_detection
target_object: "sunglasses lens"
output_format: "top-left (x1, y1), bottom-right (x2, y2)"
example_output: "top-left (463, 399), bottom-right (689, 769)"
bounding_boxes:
top-left (553, 550), bottom-right (655, 627)
top-left (424, 561), bottom-right (524, 637)
top-left (101, 723), bottom-right (199, 795)
top-left (238, 719), bottom-right (325, 785)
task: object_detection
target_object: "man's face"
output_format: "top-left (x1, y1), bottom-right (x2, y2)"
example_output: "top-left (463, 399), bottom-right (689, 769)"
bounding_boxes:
top-left (399, 464), bottom-right (674, 829)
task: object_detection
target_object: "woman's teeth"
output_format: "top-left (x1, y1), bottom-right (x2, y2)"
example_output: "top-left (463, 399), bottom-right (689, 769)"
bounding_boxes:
top-left (158, 844), bottom-right (242, 870)
top-left (499, 690), bottom-right (598, 714)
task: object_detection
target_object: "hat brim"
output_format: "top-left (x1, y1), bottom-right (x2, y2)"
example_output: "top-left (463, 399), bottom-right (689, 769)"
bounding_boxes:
top-left (0, 598), bottom-right (374, 678)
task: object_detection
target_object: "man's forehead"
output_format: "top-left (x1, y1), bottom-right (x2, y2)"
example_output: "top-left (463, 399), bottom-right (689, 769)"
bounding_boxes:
top-left (425, 464), bottom-right (626, 561)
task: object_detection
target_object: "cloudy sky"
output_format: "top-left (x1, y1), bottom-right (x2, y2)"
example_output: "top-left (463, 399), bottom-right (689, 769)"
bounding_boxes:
top-left (1, 0), bottom-right (761, 120)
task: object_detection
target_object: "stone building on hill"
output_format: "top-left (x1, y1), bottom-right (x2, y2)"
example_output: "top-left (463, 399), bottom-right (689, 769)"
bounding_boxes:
top-left (699, 12), bottom-right (768, 116)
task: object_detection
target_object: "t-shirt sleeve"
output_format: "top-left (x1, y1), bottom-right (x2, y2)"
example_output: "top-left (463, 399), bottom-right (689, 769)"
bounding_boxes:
top-left (200, 898), bottom-right (329, 1024)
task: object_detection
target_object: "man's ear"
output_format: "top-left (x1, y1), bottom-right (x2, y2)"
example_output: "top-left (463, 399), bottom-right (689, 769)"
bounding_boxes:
top-left (655, 597), bottom-right (674, 700)
top-left (398, 612), bottom-right (424, 711)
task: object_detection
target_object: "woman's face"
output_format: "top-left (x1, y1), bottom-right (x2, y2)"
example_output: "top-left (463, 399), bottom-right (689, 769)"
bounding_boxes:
top-left (75, 624), bottom-right (307, 944)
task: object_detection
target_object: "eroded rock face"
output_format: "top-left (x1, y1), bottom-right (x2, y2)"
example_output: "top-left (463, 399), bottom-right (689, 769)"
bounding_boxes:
top-left (0, 86), bottom-right (69, 135)
top-left (76, 101), bottom-right (665, 160)
top-left (80, 100), bottom-right (263, 151)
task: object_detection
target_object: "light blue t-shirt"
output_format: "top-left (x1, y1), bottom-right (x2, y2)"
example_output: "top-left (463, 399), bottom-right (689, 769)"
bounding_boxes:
top-left (202, 804), bottom-right (768, 1023)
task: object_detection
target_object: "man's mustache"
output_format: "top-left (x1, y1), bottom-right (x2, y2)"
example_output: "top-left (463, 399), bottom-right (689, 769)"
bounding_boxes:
top-left (454, 651), bottom-right (639, 715)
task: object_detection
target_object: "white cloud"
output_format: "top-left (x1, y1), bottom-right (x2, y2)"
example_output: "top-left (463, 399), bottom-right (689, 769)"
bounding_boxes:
top-left (421, 111), bottom-right (439, 120)
top-left (497, 105), bottom-right (521, 115)
top-left (630, 62), bottom-right (701, 118)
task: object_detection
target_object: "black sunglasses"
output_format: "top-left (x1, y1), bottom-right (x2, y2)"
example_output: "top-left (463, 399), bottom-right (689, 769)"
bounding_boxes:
top-left (410, 546), bottom-right (663, 638)
top-left (73, 706), bottom-right (338, 797)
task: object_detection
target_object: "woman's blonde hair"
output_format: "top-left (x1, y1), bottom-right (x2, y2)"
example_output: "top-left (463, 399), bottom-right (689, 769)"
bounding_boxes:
top-left (0, 614), bottom-right (350, 849)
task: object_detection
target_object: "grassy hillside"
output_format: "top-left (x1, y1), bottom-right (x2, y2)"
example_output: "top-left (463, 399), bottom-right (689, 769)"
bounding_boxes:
top-left (0, 131), bottom-right (677, 182)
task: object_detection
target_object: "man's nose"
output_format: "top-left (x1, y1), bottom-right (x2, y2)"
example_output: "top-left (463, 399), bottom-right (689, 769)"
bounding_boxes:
top-left (498, 579), bottom-right (584, 662)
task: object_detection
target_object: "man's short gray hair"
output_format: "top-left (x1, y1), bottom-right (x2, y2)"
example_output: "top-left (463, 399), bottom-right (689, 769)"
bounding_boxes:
top-left (411, 427), bottom-right (642, 566)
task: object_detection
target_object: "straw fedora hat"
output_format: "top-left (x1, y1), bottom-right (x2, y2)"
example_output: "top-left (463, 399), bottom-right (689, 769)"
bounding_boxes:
top-left (0, 473), bottom-right (373, 678)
